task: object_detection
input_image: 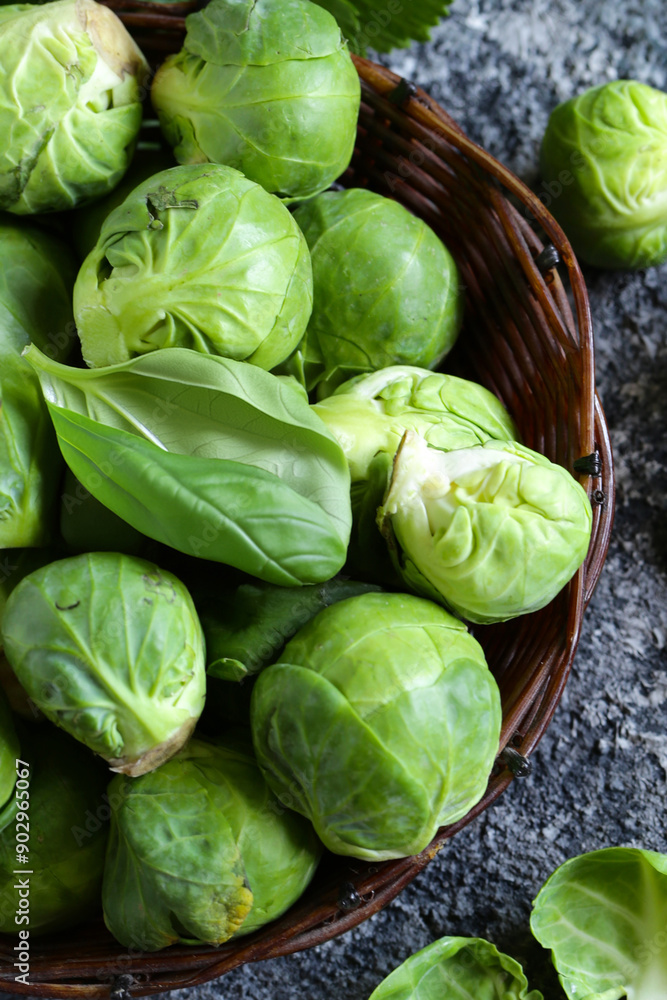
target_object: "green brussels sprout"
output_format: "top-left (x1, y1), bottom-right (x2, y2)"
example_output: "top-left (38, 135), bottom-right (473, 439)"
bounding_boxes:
top-left (531, 847), bottom-right (667, 1000)
top-left (103, 735), bottom-right (322, 951)
top-left (369, 936), bottom-right (543, 1000)
top-left (0, 725), bottom-right (109, 934)
top-left (288, 190), bottom-right (463, 394)
top-left (1, 552), bottom-right (206, 775)
top-left (378, 433), bottom-right (593, 624)
top-left (251, 592), bottom-right (501, 860)
top-left (151, 0), bottom-right (361, 201)
top-left (0, 0), bottom-right (148, 215)
top-left (195, 574), bottom-right (381, 682)
top-left (540, 80), bottom-right (667, 268)
top-left (312, 365), bottom-right (518, 483)
top-left (312, 365), bottom-right (518, 584)
top-left (73, 163), bottom-right (313, 370)
top-left (0, 220), bottom-right (77, 547)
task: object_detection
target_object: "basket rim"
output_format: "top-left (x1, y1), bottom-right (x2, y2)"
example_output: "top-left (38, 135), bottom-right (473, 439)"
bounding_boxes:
top-left (0, 54), bottom-right (615, 1000)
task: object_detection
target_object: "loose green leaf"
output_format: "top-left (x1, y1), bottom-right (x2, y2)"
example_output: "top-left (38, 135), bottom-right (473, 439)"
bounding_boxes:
top-left (531, 847), bottom-right (667, 1000)
top-left (24, 346), bottom-right (352, 585)
top-left (314, 0), bottom-right (454, 53)
top-left (197, 575), bottom-right (381, 681)
top-left (368, 936), bottom-right (543, 999)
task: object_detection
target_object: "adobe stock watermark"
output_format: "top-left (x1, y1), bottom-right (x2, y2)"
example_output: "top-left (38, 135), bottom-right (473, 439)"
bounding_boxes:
top-left (13, 758), bottom-right (32, 986)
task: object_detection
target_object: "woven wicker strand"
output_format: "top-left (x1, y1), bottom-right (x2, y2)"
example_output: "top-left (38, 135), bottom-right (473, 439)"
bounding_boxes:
top-left (0, 42), bottom-right (614, 1000)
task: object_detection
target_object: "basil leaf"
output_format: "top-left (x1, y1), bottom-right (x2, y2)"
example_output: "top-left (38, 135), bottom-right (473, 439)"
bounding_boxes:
top-left (46, 406), bottom-right (349, 586)
top-left (25, 346), bottom-right (351, 548)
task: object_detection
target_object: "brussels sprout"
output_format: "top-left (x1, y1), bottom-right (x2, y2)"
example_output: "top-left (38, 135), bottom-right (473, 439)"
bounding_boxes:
top-left (1, 552), bottom-right (206, 775)
top-left (196, 574), bottom-right (381, 682)
top-left (0, 220), bottom-right (77, 547)
top-left (312, 366), bottom-right (518, 583)
top-left (251, 592), bottom-right (501, 860)
top-left (151, 0), bottom-right (360, 201)
top-left (312, 365), bottom-right (518, 483)
top-left (0, 0), bottom-right (148, 215)
top-left (540, 80), bottom-right (667, 268)
top-left (73, 163), bottom-right (313, 370)
top-left (378, 433), bottom-right (592, 624)
top-left (368, 936), bottom-right (543, 1000)
top-left (530, 847), bottom-right (667, 1000)
top-left (288, 190), bottom-right (463, 394)
top-left (0, 725), bottom-right (109, 934)
top-left (103, 736), bottom-right (322, 951)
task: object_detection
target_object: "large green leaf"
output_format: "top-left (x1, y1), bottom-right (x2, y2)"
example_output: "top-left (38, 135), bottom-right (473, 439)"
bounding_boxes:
top-left (314, 0), bottom-right (454, 53)
top-left (25, 346), bottom-right (351, 585)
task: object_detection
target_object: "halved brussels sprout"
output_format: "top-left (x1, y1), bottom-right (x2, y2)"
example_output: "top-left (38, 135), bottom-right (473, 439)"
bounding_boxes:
top-left (0, 0), bottom-right (148, 214)
top-left (540, 79), bottom-right (667, 268)
top-left (73, 163), bottom-right (313, 369)
top-left (288, 190), bottom-right (464, 394)
top-left (378, 433), bottom-right (592, 623)
top-left (103, 736), bottom-right (322, 951)
top-left (151, 0), bottom-right (361, 200)
top-left (1, 552), bottom-right (206, 775)
top-left (251, 591), bottom-right (501, 860)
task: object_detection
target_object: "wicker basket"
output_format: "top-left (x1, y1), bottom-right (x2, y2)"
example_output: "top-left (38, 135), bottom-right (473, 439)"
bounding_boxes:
top-left (0, 12), bottom-right (614, 997)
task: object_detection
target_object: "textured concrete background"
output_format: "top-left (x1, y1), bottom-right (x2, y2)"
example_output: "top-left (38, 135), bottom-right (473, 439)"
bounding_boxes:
top-left (161, 2), bottom-right (667, 997)
top-left (6, 2), bottom-right (667, 998)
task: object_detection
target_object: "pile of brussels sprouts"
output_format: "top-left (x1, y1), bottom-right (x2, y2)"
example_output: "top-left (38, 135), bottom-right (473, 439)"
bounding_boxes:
top-left (0, 0), bottom-right (593, 953)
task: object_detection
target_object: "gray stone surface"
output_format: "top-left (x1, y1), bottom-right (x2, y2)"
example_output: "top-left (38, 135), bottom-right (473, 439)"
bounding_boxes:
top-left (6, 2), bottom-right (667, 997)
top-left (162, 3), bottom-right (667, 998)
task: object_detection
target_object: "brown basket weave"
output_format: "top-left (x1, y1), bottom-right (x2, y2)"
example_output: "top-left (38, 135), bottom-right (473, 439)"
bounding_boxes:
top-left (0, 13), bottom-right (614, 997)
